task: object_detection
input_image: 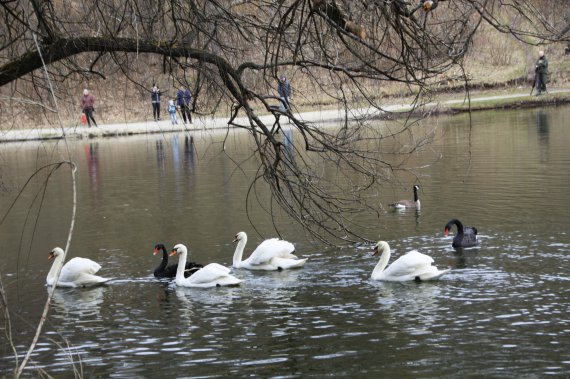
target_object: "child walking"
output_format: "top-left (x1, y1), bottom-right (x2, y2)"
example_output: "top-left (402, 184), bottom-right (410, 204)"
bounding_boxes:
top-left (168, 99), bottom-right (178, 125)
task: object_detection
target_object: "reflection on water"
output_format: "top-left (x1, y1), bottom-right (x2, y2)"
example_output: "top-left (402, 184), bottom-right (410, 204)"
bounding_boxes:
top-left (171, 134), bottom-right (180, 175)
top-left (536, 110), bottom-right (549, 162)
top-left (84, 143), bottom-right (101, 203)
top-left (536, 110), bottom-right (549, 145)
top-left (184, 135), bottom-right (195, 178)
top-left (448, 248), bottom-right (480, 269)
top-left (175, 285), bottom-right (238, 307)
top-left (156, 140), bottom-right (166, 172)
top-left (282, 128), bottom-right (295, 164)
top-left (50, 286), bottom-right (106, 320)
top-left (373, 281), bottom-right (443, 334)
top-left (156, 134), bottom-right (195, 180)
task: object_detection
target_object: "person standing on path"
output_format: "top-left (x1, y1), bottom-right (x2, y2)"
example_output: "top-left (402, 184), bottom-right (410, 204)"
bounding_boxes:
top-left (177, 86), bottom-right (193, 124)
top-left (151, 84), bottom-right (162, 120)
top-left (277, 75), bottom-right (292, 112)
top-left (81, 89), bottom-right (97, 127)
top-left (535, 51), bottom-right (549, 95)
top-left (168, 99), bottom-right (178, 125)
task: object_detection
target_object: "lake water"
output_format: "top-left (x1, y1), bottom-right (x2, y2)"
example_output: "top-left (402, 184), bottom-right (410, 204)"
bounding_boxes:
top-left (1, 106), bottom-right (569, 377)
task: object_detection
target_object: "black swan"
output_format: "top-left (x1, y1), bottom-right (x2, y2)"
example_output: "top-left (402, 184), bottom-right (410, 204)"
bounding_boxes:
top-left (153, 243), bottom-right (203, 278)
top-left (389, 185), bottom-right (420, 210)
top-left (444, 219), bottom-right (479, 248)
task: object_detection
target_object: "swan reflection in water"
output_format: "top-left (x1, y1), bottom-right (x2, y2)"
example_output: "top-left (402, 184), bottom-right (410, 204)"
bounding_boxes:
top-left (175, 286), bottom-right (239, 328)
top-left (49, 286), bottom-right (106, 320)
top-left (373, 281), bottom-right (444, 333)
top-left (244, 272), bottom-right (301, 307)
top-left (175, 286), bottom-right (239, 307)
top-left (448, 247), bottom-right (480, 269)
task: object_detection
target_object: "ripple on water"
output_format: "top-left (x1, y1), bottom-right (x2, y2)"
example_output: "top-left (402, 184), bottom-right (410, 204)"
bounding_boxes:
top-left (313, 351), bottom-right (358, 360)
top-left (5, 225), bottom-right (570, 378)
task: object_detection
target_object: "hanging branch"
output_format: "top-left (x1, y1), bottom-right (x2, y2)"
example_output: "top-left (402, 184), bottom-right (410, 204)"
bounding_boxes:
top-left (14, 32), bottom-right (80, 379)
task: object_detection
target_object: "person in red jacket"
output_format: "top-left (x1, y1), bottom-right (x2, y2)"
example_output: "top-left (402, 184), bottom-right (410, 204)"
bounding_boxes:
top-left (81, 89), bottom-right (98, 127)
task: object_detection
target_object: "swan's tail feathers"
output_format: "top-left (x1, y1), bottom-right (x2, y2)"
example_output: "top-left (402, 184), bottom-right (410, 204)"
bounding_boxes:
top-left (216, 276), bottom-right (242, 287)
top-left (75, 275), bottom-right (115, 287)
top-left (420, 268), bottom-right (451, 281)
top-left (272, 257), bottom-right (308, 269)
top-left (183, 276), bottom-right (241, 288)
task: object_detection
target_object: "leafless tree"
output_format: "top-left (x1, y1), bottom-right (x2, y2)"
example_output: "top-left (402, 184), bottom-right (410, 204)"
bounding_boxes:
top-left (1, 0), bottom-right (569, 237)
top-left (2, 1), bottom-right (569, 376)
top-left (3, 0), bottom-right (567, 242)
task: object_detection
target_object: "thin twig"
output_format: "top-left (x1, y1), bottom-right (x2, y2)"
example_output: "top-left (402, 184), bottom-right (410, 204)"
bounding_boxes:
top-left (15, 33), bottom-right (79, 379)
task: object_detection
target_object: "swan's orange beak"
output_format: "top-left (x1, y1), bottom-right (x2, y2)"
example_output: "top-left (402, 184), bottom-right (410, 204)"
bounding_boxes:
top-left (153, 247), bottom-right (159, 255)
top-left (169, 249), bottom-right (177, 257)
top-left (232, 237), bottom-right (238, 243)
top-left (372, 247), bottom-right (379, 256)
top-left (48, 252), bottom-right (55, 260)
top-left (444, 227), bottom-right (449, 237)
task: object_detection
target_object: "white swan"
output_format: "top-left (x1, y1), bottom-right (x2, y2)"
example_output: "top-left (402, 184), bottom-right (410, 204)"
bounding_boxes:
top-left (46, 247), bottom-right (113, 288)
top-left (232, 231), bottom-right (307, 271)
top-left (170, 244), bottom-right (241, 288)
top-left (371, 241), bottom-right (450, 282)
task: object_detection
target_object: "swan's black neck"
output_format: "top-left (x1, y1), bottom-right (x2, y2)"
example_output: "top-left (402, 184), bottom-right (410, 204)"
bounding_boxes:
top-left (447, 219), bottom-right (464, 237)
top-left (154, 245), bottom-right (168, 275)
top-left (413, 186), bottom-right (419, 202)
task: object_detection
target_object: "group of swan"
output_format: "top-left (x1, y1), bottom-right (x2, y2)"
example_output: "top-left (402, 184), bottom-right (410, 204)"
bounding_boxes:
top-left (389, 186), bottom-right (479, 246)
top-left (47, 220), bottom-right (477, 288)
top-left (370, 217), bottom-right (478, 281)
top-left (46, 231), bottom-right (308, 288)
top-left (165, 232), bottom-right (308, 288)
top-left (153, 243), bottom-right (203, 278)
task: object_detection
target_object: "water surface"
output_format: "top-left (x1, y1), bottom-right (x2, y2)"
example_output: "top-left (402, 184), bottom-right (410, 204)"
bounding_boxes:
top-left (1, 106), bottom-right (569, 377)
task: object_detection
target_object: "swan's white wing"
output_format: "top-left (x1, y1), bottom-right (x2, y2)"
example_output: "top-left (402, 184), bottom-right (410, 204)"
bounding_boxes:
top-left (184, 263), bottom-right (239, 287)
top-left (382, 250), bottom-right (434, 279)
top-left (402, 250), bottom-right (434, 266)
top-left (57, 258), bottom-right (113, 287)
top-left (60, 257), bottom-right (101, 283)
top-left (248, 238), bottom-right (296, 265)
top-left (72, 273), bottom-right (113, 287)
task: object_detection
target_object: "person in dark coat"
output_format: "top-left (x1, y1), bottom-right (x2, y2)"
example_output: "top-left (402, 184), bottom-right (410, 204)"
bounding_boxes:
top-left (151, 84), bottom-right (162, 120)
top-left (176, 86), bottom-right (193, 124)
top-left (277, 75), bottom-right (292, 112)
top-left (535, 51), bottom-right (549, 95)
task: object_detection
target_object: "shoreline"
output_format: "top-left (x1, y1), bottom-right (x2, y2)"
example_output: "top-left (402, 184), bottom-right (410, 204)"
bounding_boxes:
top-left (1, 88), bottom-right (569, 144)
